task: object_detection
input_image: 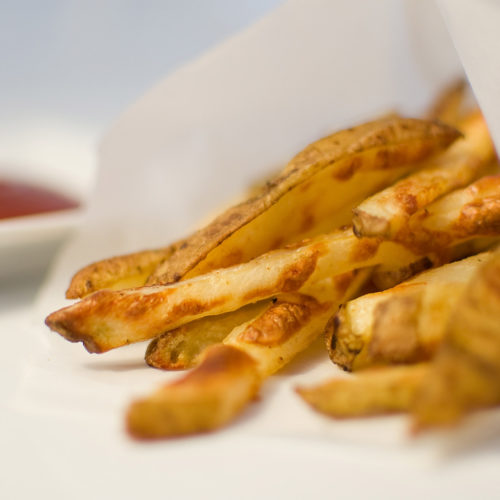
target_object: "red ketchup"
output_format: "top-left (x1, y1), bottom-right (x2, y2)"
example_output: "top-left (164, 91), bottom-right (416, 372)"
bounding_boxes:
top-left (0, 179), bottom-right (79, 220)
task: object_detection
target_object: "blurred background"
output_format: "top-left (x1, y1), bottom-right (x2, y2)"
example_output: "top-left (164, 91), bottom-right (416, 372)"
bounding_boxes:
top-left (0, 0), bottom-right (284, 197)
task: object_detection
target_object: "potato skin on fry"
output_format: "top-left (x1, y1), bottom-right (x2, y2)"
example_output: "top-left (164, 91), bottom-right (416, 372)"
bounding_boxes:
top-left (297, 364), bottom-right (428, 418)
top-left (127, 344), bottom-right (260, 439)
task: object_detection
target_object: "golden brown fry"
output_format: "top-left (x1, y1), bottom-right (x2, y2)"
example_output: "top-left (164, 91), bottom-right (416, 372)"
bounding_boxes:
top-left (405, 174), bottom-right (500, 253)
top-left (45, 228), bottom-right (416, 353)
top-left (297, 364), bottom-right (428, 418)
top-left (65, 246), bottom-right (178, 299)
top-left (366, 172), bottom-right (500, 289)
top-left (145, 301), bottom-right (269, 370)
top-left (147, 117), bottom-right (459, 285)
top-left (426, 78), bottom-right (468, 125)
top-left (352, 111), bottom-right (496, 240)
top-left (411, 251), bottom-right (500, 431)
top-left (327, 252), bottom-right (491, 371)
top-left (127, 344), bottom-right (260, 439)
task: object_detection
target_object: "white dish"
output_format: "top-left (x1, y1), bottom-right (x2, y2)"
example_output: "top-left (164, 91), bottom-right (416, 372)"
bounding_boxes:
top-left (0, 208), bottom-right (84, 281)
top-left (0, 163), bottom-right (87, 281)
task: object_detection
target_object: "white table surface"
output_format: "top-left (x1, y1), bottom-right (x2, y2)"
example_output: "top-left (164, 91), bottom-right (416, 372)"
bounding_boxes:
top-left (2, 276), bottom-right (500, 499)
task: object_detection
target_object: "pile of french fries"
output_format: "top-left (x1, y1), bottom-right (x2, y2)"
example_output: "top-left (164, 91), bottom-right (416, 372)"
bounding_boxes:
top-left (46, 81), bottom-right (500, 439)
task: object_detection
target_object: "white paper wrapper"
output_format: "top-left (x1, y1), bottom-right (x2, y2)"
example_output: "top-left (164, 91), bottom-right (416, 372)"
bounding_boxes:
top-left (14, 0), bottom-right (500, 491)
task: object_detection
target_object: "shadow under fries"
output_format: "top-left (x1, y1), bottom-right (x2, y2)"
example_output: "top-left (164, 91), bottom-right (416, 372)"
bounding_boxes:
top-left (84, 359), bottom-right (148, 372)
top-left (277, 336), bottom-right (333, 376)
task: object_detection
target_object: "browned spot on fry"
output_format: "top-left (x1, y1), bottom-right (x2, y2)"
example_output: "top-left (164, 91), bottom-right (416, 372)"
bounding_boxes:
top-left (395, 191), bottom-right (418, 215)
top-left (377, 148), bottom-right (412, 170)
top-left (169, 297), bottom-right (228, 323)
top-left (124, 292), bottom-right (171, 318)
top-left (300, 211), bottom-right (315, 233)
top-left (455, 199), bottom-right (500, 237)
top-left (350, 237), bottom-right (381, 262)
top-left (279, 251), bottom-right (320, 292)
top-left (375, 149), bottom-right (390, 168)
top-left (242, 249), bottom-right (320, 302)
top-left (270, 236), bottom-right (285, 250)
top-left (333, 156), bottom-right (363, 181)
top-left (239, 296), bottom-right (321, 346)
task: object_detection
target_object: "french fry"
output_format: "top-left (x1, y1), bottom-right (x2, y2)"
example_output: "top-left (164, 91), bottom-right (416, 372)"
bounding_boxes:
top-left (66, 246), bottom-right (179, 299)
top-left (404, 174), bottom-right (500, 252)
top-left (352, 111), bottom-right (496, 240)
top-left (127, 344), bottom-right (260, 439)
top-left (327, 252), bottom-right (492, 371)
top-left (411, 250), bottom-right (500, 431)
top-left (45, 228), bottom-right (416, 353)
top-left (146, 117), bottom-right (459, 286)
top-left (367, 170), bottom-right (500, 289)
top-left (145, 301), bottom-right (270, 370)
top-left (127, 270), bottom-right (368, 439)
top-left (297, 364), bottom-right (428, 418)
